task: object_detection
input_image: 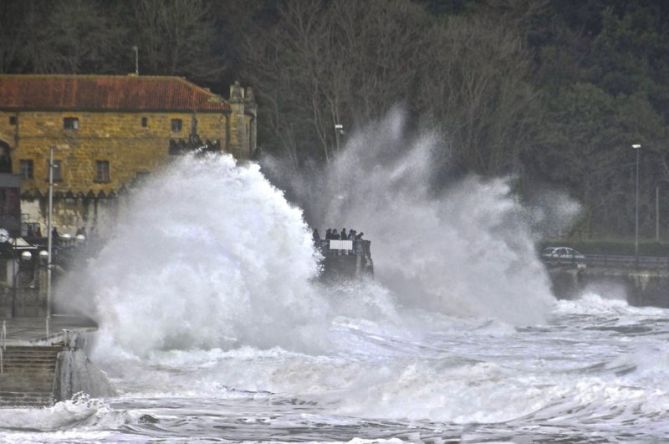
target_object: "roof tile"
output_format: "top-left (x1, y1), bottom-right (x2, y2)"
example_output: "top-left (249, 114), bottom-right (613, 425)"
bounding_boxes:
top-left (0, 75), bottom-right (230, 112)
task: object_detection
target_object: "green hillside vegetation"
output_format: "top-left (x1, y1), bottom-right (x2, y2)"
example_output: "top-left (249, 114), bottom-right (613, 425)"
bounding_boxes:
top-left (2, 0), bottom-right (669, 241)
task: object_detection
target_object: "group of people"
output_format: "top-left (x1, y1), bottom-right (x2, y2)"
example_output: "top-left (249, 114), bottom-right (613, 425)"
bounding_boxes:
top-left (313, 228), bottom-right (364, 242)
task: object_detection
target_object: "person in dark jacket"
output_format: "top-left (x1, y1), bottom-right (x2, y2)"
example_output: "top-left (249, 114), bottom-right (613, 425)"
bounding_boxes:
top-left (340, 228), bottom-right (347, 240)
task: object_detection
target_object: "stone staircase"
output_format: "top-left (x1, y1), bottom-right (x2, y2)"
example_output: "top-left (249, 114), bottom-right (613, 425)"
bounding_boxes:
top-left (0, 346), bottom-right (62, 407)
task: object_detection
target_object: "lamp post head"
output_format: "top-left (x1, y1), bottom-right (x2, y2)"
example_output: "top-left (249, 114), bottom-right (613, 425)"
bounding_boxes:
top-left (20, 251), bottom-right (32, 261)
top-left (632, 144), bottom-right (642, 149)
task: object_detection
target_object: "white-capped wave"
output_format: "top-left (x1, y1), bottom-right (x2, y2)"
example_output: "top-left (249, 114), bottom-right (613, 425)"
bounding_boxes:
top-left (555, 292), bottom-right (668, 317)
top-left (0, 394), bottom-right (125, 433)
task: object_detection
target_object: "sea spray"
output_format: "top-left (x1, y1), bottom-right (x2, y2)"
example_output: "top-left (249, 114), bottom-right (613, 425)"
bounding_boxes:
top-left (263, 108), bottom-right (554, 325)
top-left (59, 154), bottom-right (333, 357)
top-left (66, 107), bottom-right (559, 361)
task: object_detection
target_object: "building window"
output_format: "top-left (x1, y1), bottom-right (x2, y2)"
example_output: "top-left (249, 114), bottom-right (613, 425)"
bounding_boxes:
top-left (64, 117), bottom-right (79, 130)
top-left (141, 117), bottom-right (148, 128)
top-left (9, 116), bottom-right (17, 125)
top-left (171, 119), bottom-right (182, 132)
top-left (20, 160), bottom-right (33, 179)
top-left (95, 160), bottom-right (110, 183)
top-left (47, 160), bottom-right (62, 181)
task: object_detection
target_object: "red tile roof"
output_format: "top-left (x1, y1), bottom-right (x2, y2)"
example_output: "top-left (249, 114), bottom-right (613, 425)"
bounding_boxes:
top-left (0, 75), bottom-right (230, 112)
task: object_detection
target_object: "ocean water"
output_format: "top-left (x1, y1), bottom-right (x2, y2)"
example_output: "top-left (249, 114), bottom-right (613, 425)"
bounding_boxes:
top-left (2, 114), bottom-right (668, 442)
top-left (2, 293), bottom-right (669, 442)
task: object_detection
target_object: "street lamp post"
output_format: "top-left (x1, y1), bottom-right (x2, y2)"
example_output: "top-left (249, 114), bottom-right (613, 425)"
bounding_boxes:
top-left (656, 184), bottom-right (660, 242)
top-left (132, 46), bottom-right (139, 75)
top-left (11, 250), bottom-right (32, 318)
top-left (334, 124), bottom-right (343, 152)
top-left (633, 144), bottom-right (642, 265)
top-left (46, 146), bottom-right (55, 338)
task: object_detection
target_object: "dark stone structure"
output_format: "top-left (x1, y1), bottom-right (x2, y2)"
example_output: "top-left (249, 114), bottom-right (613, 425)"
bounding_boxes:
top-left (316, 239), bottom-right (374, 281)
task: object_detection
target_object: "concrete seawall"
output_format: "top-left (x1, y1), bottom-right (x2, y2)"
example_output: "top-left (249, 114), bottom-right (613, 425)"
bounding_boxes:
top-left (548, 265), bottom-right (669, 307)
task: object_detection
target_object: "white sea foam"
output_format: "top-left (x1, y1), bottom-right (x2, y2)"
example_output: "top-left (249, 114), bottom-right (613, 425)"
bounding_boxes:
top-left (555, 292), bottom-right (667, 317)
top-left (0, 395), bottom-right (123, 432)
top-left (35, 110), bottom-right (669, 441)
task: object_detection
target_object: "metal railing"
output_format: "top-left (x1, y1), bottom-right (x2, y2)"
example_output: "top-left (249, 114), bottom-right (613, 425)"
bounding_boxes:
top-left (543, 254), bottom-right (669, 270)
top-left (316, 239), bottom-right (371, 257)
top-left (584, 254), bottom-right (669, 270)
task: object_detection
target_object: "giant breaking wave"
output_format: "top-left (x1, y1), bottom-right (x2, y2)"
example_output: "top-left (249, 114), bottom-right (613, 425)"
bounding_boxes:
top-left (60, 110), bottom-right (554, 359)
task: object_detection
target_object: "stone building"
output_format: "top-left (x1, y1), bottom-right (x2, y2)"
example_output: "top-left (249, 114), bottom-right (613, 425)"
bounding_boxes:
top-left (0, 74), bottom-right (256, 235)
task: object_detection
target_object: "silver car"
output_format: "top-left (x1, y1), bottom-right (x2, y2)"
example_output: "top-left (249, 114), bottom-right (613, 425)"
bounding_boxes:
top-left (542, 247), bottom-right (586, 269)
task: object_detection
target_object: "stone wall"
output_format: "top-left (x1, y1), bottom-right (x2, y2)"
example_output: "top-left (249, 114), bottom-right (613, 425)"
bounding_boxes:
top-left (3, 110), bottom-right (231, 195)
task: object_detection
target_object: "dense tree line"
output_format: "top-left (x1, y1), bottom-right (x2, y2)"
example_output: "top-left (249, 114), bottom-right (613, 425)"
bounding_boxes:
top-left (2, 0), bottom-right (669, 240)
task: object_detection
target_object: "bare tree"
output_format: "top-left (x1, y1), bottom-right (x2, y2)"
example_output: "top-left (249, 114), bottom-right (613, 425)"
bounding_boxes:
top-left (243, 0), bottom-right (430, 165)
top-left (415, 14), bottom-right (539, 175)
top-left (40, 0), bottom-right (127, 73)
top-left (128, 0), bottom-right (224, 82)
top-left (0, 0), bottom-right (41, 72)
top-left (0, 0), bottom-right (125, 74)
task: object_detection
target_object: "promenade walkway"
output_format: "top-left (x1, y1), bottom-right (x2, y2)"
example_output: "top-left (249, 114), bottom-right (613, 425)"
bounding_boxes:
top-left (1, 315), bottom-right (97, 346)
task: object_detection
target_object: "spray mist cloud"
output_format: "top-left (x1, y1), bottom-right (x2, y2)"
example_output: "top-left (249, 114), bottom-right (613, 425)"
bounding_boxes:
top-left (264, 108), bottom-right (555, 324)
top-left (60, 108), bottom-right (557, 360)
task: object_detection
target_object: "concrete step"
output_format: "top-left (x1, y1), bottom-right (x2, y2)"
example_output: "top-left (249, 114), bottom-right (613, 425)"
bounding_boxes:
top-left (0, 384), bottom-right (53, 391)
top-left (0, 373), bottom-right (53, 381)
top-left (1, 356), bottom-right (54, 362)
top-left (0, 381), bottom-right (53, 393)
top-left (1, 368), bottom-right (56, 372)
top-left (2, 358), bottom-right (56, 366)
top-left (0, 374), bottom-right (53, 381)
top-left (0, 366), bottom-right (54, 372)
top-left (3, 346), bottom-right (62, 352)
top-left (1, 350), bottom-right (60, 354)
top-left (1, 357), bottom-right (59, 362)
top-left (0, 381), bottom-right (52, 387)
top-left (1, 353), bottom-right (61, 359)
top-left (1, 367), bottom-right (56, 373)
top-left (1, 356), bottom-right (57, 360)
top-left (0, 345), bottom-right (61, 408)
top-left (0, 391), bottom-right (53, 407)
top-left (0, 361), bottom-right (57, 367)
top-left (0, 374), bottom-right (53, 383)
